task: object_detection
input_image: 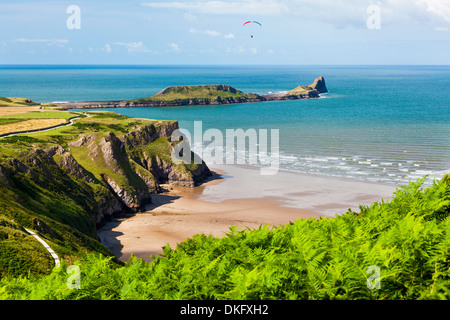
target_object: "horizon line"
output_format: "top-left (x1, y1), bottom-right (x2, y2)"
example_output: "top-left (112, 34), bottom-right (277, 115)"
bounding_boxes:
top-left (1, 64), bottom-right (450, 67)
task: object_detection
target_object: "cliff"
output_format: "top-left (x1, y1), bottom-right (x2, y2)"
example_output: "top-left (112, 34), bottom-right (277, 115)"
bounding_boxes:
top-left (309, 76), bottom-right (328, 94)
top-left (0, 111), bottom-right (211, 277)
top-left (55, 77), bottom-right (328, 109)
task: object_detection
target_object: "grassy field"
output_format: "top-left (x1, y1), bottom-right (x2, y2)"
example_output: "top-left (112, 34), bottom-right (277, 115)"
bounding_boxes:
top-left (0, 102), bottom-right (76, 136)
top-left (0, 111), bottom-right (75, 119)
top-left (0, 119), bottom-right (68, 136)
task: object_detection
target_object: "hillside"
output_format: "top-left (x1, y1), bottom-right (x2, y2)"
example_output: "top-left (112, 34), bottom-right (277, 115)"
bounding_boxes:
top-left (0, 97), bottom-right (40, 107)
top-left (135, 84), bottom-right (260, 103)
top-left (0, 110), bottom-right (211, 277)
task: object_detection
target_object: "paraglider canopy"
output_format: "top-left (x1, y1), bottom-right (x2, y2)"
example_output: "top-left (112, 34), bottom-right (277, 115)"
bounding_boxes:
top-left (243, 21), bottom-right (262, 26)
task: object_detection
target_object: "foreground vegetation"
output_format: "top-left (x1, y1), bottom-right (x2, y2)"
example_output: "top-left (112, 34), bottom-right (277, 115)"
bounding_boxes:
top-left (1, 174), bottom-right (449, 300)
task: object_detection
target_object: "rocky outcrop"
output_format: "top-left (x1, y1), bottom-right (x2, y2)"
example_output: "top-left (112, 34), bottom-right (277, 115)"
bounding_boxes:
top-left (46, 145), bottom-right (95, 183)
top-left (309, 76), bottom-right (328, 93)
top-left (148, 156), bottom-right (211, 187)
top-left (32, 218), bottom-right (58, 238)
top-left (121, 121), bottom-right (179, 149)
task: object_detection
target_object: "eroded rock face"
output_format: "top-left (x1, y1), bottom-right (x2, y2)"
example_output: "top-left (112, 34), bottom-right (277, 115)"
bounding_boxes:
top-left (309, 76), bottom-right (328, 94)
top-left (104, 177), bottom-right (149, 211)
top-left (121, 121), bottom-right (179, 149)
top-left (46, 145), bottom-right (96, 183)
top-left (1, 120), bottom-right (211, 228)
top-left (0, 164), bottom-right (10, 186)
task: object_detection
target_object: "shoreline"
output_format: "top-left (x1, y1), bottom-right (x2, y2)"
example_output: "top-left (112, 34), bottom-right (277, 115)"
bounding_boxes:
top-left (97, 164), bottom-right (397, 262)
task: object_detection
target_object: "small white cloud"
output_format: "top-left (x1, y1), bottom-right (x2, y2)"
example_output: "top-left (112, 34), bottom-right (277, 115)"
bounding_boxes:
top-left (434, 26), bottom-right (449, 31)
top-left (104, 44), bottom-right (112, 53)
top-left (189, 28), bottom-right (224, 37)
top-left (224, 33), bottom-right (235, 39)
top-left (113, 41), bottom-right (151, 53)
top-left (168, 43), bottom-right (181, 52)
top-left (13, 38), bottom-right (69, 47)
top-left (205, 30), bottom-right (221, 37)
top-left (184, 13), bottom-right (197, 22)
top-left (226, 45), bottom-right (258, 54)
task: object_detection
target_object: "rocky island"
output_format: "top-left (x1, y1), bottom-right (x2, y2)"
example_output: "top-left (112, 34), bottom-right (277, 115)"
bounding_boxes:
top-left (55, 76), bottom-right (328, 109)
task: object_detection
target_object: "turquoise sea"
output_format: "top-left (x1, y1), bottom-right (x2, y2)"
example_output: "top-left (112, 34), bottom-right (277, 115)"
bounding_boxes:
top-left (1, 65), bottom-right (449, 185)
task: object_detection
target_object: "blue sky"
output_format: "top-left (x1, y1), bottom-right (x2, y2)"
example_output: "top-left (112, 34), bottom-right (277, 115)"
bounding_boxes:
top-left (0, 0), bottom-right (449, 65)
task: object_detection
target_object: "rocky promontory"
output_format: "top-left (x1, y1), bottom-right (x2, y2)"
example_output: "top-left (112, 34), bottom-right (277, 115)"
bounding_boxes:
top-left (54, 77), bottom-right (328, 109)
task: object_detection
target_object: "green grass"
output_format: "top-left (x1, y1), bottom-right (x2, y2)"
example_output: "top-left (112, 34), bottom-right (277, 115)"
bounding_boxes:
top-left (0, 97), bottom-right (40, 107)
top-left (133, 85), bottom-right (259, 103)
top-left (0, 174), bottom-right (449, 300)
top-left (287, 85), bottom-right (317, 95)
top-left (0, 111), bottom-right (74, 120)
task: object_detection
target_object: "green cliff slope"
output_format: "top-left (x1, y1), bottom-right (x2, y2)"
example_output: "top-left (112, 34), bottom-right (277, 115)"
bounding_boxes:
top-left (0, 111), bottom-right (210, 277)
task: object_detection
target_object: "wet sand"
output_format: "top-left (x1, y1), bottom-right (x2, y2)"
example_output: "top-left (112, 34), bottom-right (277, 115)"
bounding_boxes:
top-left (98, 165), bottom-right (397, 262)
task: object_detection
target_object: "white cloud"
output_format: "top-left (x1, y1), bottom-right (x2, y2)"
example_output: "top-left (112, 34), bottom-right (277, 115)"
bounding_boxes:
top-left (142, 0), bottom-right (287, 15)
top-left (190, 28), bottom-right (235, 39)
top-left (113, 41), bottom-right (151, 53)
top-left (205, 30), bottom-right (221, 36)
top-left (418, 0), bottom-right (450, 23)
top-left (184, 13), bottom-right (197, 22)
top-left (224, 33), bottom-right (235, 39)
top-left (168, 42), bottom-right (181, 52)
top-left (13, 38), bottom-right (69, 47)
top-left (226, 45), bottom-right (258, 54)
top-left (104, 44), bottom-right (112, 53)
top-left (143, 0), bottom-right (450, 28)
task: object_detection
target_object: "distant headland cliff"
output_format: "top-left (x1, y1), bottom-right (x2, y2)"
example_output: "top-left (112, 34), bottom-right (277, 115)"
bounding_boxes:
top-left (55, 76), bottom-right (328, 109)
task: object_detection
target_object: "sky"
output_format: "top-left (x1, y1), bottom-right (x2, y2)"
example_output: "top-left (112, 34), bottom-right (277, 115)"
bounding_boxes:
top-left (0, 0), bottom-right (449, 65)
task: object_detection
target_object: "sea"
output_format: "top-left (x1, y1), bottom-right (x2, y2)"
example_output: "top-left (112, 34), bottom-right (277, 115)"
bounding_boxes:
top-left (1, 65), bottom-right (449, 186)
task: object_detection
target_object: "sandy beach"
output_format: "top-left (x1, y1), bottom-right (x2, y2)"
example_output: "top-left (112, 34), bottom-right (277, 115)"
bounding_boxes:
top-left (97, 164), bottom-right (398, 262)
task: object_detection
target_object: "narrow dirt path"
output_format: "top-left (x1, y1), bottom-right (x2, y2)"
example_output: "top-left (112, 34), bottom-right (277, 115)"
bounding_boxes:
top-left (24, 228), bottom-right (60, 267)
